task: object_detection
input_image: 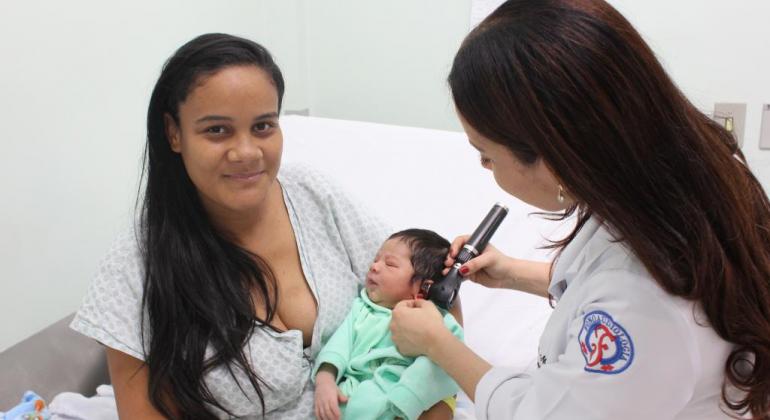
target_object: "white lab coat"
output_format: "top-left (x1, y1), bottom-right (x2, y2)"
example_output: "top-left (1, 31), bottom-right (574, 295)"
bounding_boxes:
top-left (474, 217), bottom-right (736, 419)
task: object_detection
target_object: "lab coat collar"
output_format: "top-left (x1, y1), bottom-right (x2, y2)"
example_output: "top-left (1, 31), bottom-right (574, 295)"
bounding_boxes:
top-left (548, 216), bottom-right (618, 300)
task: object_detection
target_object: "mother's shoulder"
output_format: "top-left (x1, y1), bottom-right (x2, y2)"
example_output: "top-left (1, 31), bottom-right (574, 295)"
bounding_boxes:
top-left (278, 162), bottom-right (343, 203)
top-left (280, 162), bottom-right (328, 186)
top-left (106, 224), bottom-right (144, 263)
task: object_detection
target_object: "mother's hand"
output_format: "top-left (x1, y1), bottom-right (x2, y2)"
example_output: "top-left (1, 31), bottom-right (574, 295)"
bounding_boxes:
top-left (390, 299), bottom-right (448, 357)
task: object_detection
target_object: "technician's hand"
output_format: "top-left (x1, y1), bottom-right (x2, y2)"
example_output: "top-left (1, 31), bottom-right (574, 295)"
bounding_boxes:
top-left (445, 234), bottom-right (515, 289)
top-left (391, 299), bottom-right (449, 357)
top-left (314, 371), bottom-right (347, 420)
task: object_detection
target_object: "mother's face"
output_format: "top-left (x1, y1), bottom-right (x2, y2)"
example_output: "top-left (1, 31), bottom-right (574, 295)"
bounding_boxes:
top-left (458, 115), bottom-right (570, 212)
top-left (165, 65), bottom-right (283, 216)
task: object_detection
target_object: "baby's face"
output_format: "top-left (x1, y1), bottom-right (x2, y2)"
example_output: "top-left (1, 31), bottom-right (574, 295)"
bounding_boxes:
top-left (365, 238), bottom-right (421, 309)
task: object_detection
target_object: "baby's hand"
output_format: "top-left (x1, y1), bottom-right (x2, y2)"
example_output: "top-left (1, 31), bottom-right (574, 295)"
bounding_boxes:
top-left (314, 370), bottom-right (348, 420)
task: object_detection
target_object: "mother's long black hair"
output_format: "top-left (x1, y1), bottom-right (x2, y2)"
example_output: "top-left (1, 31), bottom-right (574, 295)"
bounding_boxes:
top-left (139, 33), bottom-right (285, 418)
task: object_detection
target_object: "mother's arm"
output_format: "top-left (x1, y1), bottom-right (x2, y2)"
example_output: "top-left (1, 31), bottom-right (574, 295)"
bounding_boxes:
top-left (418, 399), bottom-right (455, 419)
top-left (107, 348), bottom-right (176, 419)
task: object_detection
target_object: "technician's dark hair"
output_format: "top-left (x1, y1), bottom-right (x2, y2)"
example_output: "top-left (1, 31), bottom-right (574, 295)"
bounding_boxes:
top-left (389, 229), bottom-right (451, 284)
top-left (449, 1), bottom-right (770, 418)
top-left (138, 33), bottom-right (285, 419)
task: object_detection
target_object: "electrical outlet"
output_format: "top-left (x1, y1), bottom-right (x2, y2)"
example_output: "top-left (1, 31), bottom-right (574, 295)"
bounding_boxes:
top-left (760, 104), bottom-right (770, 150)
top-left (713, 103), bottom-right (747, 147)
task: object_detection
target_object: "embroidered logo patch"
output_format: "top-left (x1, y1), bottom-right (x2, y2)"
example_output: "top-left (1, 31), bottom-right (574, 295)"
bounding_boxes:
top-left (578, 310), bottom-right (634, 375)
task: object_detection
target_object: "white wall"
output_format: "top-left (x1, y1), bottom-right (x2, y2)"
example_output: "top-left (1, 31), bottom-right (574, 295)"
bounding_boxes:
top-left (2, 0), bottom-right (769, 352)
top-left (605, 0), bottom-right (770, 193)
top-left (302, 1), bottom-right (470, 131)
top-left (298, 0), bottom-right (770, 184)
top-left (0, 0), bottom-right (308, 352)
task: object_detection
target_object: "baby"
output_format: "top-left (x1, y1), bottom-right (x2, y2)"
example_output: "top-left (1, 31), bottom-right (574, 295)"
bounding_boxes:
top-left (313, 229), bottom-right (464, 420)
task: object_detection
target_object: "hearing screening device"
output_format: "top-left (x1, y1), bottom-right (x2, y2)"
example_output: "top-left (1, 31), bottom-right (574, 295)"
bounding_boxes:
top-left (421, 203), bottom-right (509, 309)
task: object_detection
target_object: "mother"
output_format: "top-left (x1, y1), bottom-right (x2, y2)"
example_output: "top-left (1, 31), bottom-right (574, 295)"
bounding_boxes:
top-left (71, 34), bottom-right (458, 419)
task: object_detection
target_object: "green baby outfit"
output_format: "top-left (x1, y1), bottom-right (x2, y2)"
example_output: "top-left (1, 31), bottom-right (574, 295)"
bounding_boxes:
top-left (312, 288), bottom-right (464, 420)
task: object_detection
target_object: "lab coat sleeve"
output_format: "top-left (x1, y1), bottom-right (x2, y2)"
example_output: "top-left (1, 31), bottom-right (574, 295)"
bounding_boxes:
top-left (475, 269), bottom-right (700, 420)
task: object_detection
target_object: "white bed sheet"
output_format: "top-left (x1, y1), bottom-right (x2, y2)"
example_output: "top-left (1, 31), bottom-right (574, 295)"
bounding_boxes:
top-left (281, 115), bottom-right (572, 418)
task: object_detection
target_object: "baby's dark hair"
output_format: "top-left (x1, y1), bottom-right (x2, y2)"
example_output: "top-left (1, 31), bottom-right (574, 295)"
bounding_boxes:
top-left (388, 229), bottom-right (451, 284)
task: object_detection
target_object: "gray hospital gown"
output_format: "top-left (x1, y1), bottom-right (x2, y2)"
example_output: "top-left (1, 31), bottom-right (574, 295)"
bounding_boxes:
top-left (70, 163), bottom-right (391, 418)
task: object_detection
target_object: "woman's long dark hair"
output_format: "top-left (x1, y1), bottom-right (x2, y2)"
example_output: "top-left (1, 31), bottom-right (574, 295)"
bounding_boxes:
top-left (449, 1), bottom-right (770, 418)
top-left (139, 33), bottom-right (285, 418)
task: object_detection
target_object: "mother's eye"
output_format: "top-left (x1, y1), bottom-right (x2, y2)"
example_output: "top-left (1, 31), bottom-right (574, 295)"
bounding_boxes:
top-left (253, 121), bottom-right (275, 132)
top-left (206, 125), bottom-right (228, 135)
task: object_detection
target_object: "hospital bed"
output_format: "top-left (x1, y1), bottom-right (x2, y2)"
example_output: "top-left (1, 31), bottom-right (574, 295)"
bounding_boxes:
top-left (1, 115), bottom-right (564, 418)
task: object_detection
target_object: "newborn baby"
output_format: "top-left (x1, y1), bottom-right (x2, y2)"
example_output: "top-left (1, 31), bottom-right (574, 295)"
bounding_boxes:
top-left (313, 229), bottom-right (464, 420)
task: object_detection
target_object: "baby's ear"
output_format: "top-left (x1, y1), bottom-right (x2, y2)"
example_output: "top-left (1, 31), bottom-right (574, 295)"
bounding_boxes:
top-left (411, 278), bottom-right (424, 294)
